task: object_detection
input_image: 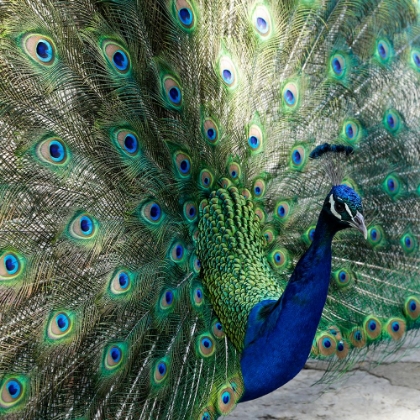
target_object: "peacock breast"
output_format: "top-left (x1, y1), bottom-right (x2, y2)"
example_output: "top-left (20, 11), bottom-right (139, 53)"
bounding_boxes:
top-left (197, 187), bottom-right (283, 351)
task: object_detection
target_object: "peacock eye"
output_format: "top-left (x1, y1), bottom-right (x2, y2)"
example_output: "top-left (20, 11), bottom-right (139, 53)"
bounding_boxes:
top-left (163, 76), bottom-right (183, 107)
top-left (115, 130), bottom-right (139, 156)
top-left (334, 201), bottom-right (345, 212)
top-left (24, 34), bottom-right (56, 66)
top-left (70, 214), bottom-right (96, 238)
top-left (37, 137), bottom-right (69, 166)
top-left (102, 41), bottom-right (131, 74)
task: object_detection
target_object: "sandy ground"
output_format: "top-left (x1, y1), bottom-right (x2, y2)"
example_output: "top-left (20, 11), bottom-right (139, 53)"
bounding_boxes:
top-left (226, 335), bottom-right (420, 420)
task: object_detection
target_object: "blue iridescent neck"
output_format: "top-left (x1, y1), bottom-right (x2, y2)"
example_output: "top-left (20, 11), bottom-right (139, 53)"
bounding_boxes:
top-left (240, 209), bottom-right (339, 401)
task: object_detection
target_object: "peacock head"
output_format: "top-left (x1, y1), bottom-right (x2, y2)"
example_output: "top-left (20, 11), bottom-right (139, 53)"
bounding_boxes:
top-left (324, 184), bottom-right (367, 239)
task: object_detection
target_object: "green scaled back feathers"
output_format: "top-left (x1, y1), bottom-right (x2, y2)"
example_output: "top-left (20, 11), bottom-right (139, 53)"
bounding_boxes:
top-left (0, 0), bottom-right (419, 419)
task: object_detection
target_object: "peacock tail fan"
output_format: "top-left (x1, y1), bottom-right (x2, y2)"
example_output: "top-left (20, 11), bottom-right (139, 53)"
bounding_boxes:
top-left (0, 0), bottom-right (419, 418)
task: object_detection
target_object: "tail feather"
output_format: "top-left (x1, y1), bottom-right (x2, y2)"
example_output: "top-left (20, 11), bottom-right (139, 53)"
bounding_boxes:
top-left (0, 0), bottom-right (419, 418)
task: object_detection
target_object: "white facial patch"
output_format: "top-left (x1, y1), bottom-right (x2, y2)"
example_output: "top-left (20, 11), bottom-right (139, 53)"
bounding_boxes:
top-left (343, 202), bottom-right (354, 219)
top-left (329, 195), bottom-right (341, 219)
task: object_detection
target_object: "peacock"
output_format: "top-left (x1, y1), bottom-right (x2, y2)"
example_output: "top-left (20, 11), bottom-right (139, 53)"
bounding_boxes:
top-left (0, 0), bottom-right (419, 418)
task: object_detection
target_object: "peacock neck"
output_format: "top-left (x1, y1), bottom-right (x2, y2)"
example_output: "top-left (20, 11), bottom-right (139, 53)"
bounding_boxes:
top-left (309, 208), bottom-right (337, 248)
top-left (240, 209), bottom-right (337, 401)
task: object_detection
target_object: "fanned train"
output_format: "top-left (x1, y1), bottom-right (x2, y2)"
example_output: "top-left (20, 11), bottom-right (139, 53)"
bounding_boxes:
top-left (0, 0), bottom-right (419, 419)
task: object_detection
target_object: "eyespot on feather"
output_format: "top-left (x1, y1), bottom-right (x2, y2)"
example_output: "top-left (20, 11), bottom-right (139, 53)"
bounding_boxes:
top-left (203, 118), bottom-right (220, 145)
top-left (153, 359), bottom-right (169, 384)
top-left (316, 332), bottom-right (337, 357)
top-left (345, 122), bottom-right (357, 140)
top-left (367, 225), bottom-right (385, 247)
top-left (170, 242), bottom-right (186, 263)
top-left (198, 408), bottom-right (215, 420)
top-left (349, 327), bottom-right (366, 348)
top-left (282, 82), bottom-right (299, 109)
top-left (311, 340), bottom-right (319, 357)
top-left (37, 137), bottom-right (69, 165)
top-left (363, 316), bottom-right (382, 340)
top-left (216, 385), bottom-right (237, 415)
top-left (342, 119), bottom-right (362, 144)
top-left (141, 201), bottom-right (164, 225)
top-left (229, 377), bottom-right (244, 399)
top-left (240, 189), bottom-right (250, 200)
top-left (262, 227), bottom-right (275, 246)
top-left (404, 296), bottom-right (420, 321)
top-left (400, 232), bottom-right (417, 254)
top-left (268, 248), bottom-right (289, 270)
top-left (219, 56), bottom-right (238, 89)
top-left (327, 325), bottom-right (342, 341)
top-left (227, 162), bottom-right (241, 181)
top-left (175, 0), bottom-right (196, 30)
top-left (330, 53), bottom-right (347, 78)
top-left (69, 214), bottom-right (97, 239)
top-left (212, 319), bottom-right (225, 338)
top-left (23, 34), bottom-right (56, 66)
top-left (174, 152), bottom-right (192, 178)
top-left (303, 226), bottom-right (316, 245)
top-left (247, 125), bottom-right (264, 154)
top-left (47, 311), bottom-right (74, 341)
top-left (220, 177), bottom-right (232, 189)
top-left (109, 270), bottom-right (132, 295)
top-left (336, 340), bottom-right (349, 359)
top-left (169, 242), bottom-right (187, 264)
top-left (1, 379), bottom-right (22, 404)
top-left (160, 289), bottom-right (175, 309)
top-left (192, 285), bottom-right (204, 306)
top-left (0, 376), bottom-right (27, 410)
top-left (183, 201), bottom-right (198, 222)
top-left (199, 169), bottom-right (214, 189)
top-left (104, 344), bottom-right (125, 371)
top-left (0, 251), bottom-right (25, 280)
top-left (191, 255), bottom-right (201, 273)
top-left (383, 173), bottom-right (402, 198)
top-left (115, 130), bottom-right (140, 156)
top-left (199, 199), bottom-right (208, 214)
top-left (290, 145), bottom-right (307, 170)
top-left (254, 206), bottom-right (266, 224)
top-left (383, 109), bottom-right (401, 134)
top-left (385, 318), bottom-right (406, 340)
top-left (332, 268), bottom-right (353, 289)
top-left (410, 48), bottom-right (420, 71)
top-left (274, 200), bottom-right (291, 221)
top-left (252, 5), bottom-right (272, 38)
top-left (375, 38), bottom-right (392, 64)
top-left (252, 179), bottom-right (266, 199)
top-left (163, 76), bottom-right (183, 107)
top-left (197, 335), bottom-right (215, 357)
top-left (102, 41), bottom-right (131, 74)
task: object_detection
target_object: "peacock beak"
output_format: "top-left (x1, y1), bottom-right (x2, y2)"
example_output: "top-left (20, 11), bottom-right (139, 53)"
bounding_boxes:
top-left (349, 211), bottom-right (367, 240)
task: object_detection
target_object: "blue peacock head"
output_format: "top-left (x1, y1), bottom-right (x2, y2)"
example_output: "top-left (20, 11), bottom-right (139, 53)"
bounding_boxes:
top-left (324, 184), bottom-right (367, 239)
top-left (310, 143), bottom-right (367, 239)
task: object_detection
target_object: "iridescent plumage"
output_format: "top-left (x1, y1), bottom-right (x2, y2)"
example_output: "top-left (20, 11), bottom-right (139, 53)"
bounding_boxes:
top-left (0, 0), bottom-right (419, 418)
